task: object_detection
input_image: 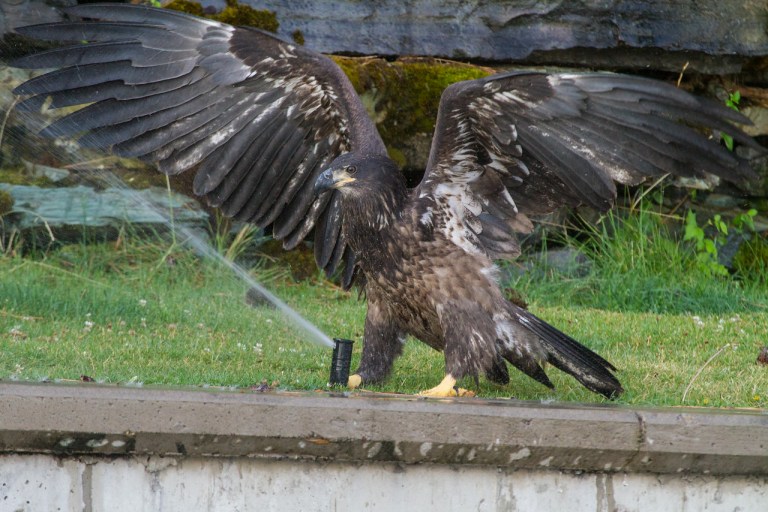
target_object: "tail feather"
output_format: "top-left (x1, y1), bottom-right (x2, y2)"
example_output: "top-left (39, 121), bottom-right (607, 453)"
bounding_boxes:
top-left (498, 341), bottom-right (555, 390)
top-left (485, 351), bottom-right (511, 385)
top-left (512, 308), bottom-right (623, 399)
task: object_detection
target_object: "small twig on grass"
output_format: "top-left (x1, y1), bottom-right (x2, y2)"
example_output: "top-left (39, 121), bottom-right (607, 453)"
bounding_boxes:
top-left (165, 174), bottom-right (177, 247)
top-left (667, 191), bottom-right (692, 218)
top-left (30, 260), bottom-right (112, 289)
top-left (682, 343), bottom-right (731, 403)
top-left (629, 173), bottom-right (669, 212)
top-left (8, 208), bottom-right (56, 246)
top-left (0, 308), bottom-right (43, 321)
top-left (0, 97), bottom-right (19, 151)
top-left (676, 61), bottom-right (689, 88)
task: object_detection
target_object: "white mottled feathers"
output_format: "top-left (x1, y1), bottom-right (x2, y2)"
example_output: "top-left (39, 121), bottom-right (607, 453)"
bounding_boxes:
top-left (417, 72), bottom-right (758, 260)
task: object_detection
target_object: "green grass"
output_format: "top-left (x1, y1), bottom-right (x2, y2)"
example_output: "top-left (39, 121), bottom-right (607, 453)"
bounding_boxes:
top-left (1, 212), bottom-right (767, 409)
top-left (0, 239), bottom-right (363, 390)
top-left (511, 205), bottom-right (768, 315)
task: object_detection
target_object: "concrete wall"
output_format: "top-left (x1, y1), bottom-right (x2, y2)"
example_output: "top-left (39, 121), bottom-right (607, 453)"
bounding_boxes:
top-left (3, 454), bottom-right (767, 512)
top-left (2, 382), bottom-right (767, 511)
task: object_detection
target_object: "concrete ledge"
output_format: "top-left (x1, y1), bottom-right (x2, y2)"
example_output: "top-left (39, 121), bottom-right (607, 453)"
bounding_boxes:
top-left (1, 382), bottom-right (766, 476)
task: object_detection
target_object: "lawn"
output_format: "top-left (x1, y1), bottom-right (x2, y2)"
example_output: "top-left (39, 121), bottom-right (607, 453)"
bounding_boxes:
top-left (1, 215), bottom-right (767, 408)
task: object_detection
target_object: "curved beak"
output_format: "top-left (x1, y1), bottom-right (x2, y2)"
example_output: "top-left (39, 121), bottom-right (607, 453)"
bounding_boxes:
top-left (314, 168), bottom-right (356, 195)
top-left (314, 168), bottom-right (335, 195)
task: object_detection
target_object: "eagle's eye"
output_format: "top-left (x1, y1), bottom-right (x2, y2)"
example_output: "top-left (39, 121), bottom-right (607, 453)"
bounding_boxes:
top-left (347, 165), bottom-right (357, 175)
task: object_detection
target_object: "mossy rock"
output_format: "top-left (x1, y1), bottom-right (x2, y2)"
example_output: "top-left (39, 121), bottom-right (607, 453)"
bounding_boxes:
top-left (0, 189), bottom-right (13, 216)
top-left (164, 0), bottom-right (205, 17)
top-left (166, 0), bottom-right (278, 32)
top-left (331, 56), bottom-right (492, 172)
top-left (733, 235), bottom-right (768, 281)
top-left (291, 30), bottom-right (305, 46)
top-left (0, 166), bottom-right (53, 188)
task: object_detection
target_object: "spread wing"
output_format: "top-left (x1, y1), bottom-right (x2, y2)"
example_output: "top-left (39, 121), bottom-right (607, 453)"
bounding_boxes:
top-left (415, 71), bottom-right (760, 260)
top-left (13, 4), bottom-right (385, 287)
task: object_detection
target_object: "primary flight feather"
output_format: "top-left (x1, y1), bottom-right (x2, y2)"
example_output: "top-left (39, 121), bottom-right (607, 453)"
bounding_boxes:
top-left (13, 4), bottom-right (761, 397)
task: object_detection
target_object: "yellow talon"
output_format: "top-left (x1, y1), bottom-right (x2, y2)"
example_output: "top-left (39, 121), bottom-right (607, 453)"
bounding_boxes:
top-left (419, 374), bottom-right (475, 397)
top-left (348, 374), bottom-right (362, 389)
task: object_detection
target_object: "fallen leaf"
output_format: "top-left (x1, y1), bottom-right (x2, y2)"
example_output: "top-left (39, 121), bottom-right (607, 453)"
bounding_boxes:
top-left (251, 379), bottom-right (273, 392)
top-left (757, 346), bottom-right (768, 365)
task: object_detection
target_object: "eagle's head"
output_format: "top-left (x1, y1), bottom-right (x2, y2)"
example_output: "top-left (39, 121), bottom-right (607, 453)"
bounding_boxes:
top-left (313, 153), bottom-right (403, 199)
top-left (314, 153), bottom-right (407, 234)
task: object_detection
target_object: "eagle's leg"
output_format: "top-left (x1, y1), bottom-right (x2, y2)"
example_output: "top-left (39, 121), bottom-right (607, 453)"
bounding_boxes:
top-left (417, 301), bottom-right (493, 397)
top-left (419, 374), bottom-right (474, 397)
top-left (349, 299), bottom-right (403, 389)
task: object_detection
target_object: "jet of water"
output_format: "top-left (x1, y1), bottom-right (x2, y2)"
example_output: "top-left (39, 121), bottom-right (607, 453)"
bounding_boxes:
top-left (98, 169), bottom-right (335, 349)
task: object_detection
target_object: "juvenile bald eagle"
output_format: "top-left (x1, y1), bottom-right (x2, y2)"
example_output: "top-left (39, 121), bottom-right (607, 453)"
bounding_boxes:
top-left (14, 4), bottom-right (760, 398)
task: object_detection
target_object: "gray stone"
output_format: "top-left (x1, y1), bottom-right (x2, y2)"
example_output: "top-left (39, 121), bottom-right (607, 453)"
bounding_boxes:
top-left (0, 183), bottom-right (210, 244)
top-left (738, 147), bottom-right (768, 197)
top-left (718, 232), bottom-right (751, 270)
top-left (4, 1), bottom-right (767, 73)
top-left (505, 245), bottom-right (594, 279)
top-left (741, 106), bottom-right (768, 138)
top-left (538, 247), bottom-right (593, 277)
top-left (218, 0), bottom-right (768, 72)
top-left (22, 159), bottom-right (69, 182)
top-left (703, 193), bottom-right (744, 210)
top-left (0, 64), bottom-right (33, 111)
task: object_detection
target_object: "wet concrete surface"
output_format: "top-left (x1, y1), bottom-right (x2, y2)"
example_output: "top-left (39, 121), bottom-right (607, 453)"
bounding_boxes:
top-left (1, 381), bottom-right (766, 476)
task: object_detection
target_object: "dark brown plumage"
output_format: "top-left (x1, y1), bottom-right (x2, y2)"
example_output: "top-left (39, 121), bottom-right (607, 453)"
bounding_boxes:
top-left (14, 4), bottom-right (762, 398)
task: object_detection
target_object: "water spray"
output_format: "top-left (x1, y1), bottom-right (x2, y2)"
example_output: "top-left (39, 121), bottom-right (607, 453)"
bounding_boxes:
top-left (99, 170), bottom-right (357, 384)
top-left (94, 169), bottom-right (337, 349)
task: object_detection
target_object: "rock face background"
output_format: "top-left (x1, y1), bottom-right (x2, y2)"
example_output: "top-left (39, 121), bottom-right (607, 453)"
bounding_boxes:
top-left (207, 0), bottom-right (768, 73)
top-left (0, 0), bottom-right (767, 258)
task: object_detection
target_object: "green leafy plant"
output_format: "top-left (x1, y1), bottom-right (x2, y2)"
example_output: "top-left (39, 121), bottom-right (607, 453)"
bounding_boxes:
top-left (721, 90), bottom-right (741, 151)
top-left (683, 208), bottom-right (757, 277)
top-left (733, 208), bottom-right (757, 232)
top-left (506, 183), bottom-right (767, 315)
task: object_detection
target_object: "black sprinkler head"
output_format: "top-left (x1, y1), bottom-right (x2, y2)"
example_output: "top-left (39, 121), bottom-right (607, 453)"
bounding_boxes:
top-left (329, 338), bottom-right (354, 386)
